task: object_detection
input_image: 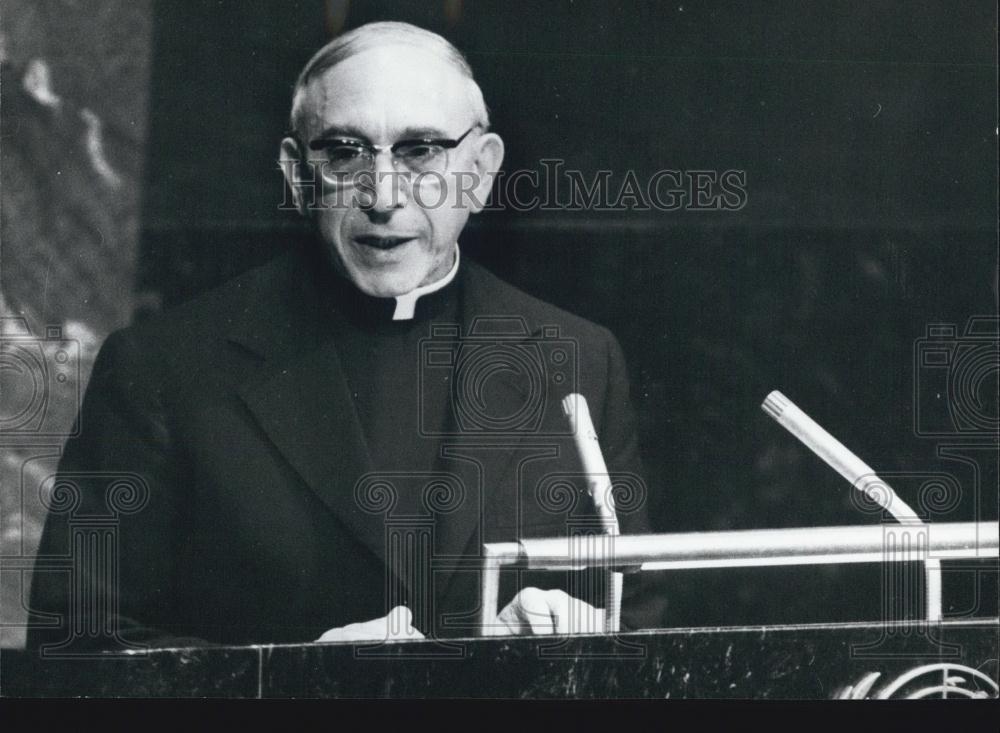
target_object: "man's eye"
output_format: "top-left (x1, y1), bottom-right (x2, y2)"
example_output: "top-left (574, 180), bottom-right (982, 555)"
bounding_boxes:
top-left (327, 145), bottom-right (365, 162)
top-left (399, 144), bottom-right (442, 162)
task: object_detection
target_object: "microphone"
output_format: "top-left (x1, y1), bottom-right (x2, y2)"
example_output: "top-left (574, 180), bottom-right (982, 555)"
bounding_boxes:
top-left (561, 394), bottom-right (620, 534)
top-left (562, 393), bottom-right (622, 633)
top-left (761, 390), bottom-right (921, 523)
top-left (761, 390), bottom-right (941, 620)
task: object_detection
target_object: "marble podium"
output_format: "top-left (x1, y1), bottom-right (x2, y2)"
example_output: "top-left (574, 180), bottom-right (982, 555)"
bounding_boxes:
top-left (3, 619), bottom-right (996, 699)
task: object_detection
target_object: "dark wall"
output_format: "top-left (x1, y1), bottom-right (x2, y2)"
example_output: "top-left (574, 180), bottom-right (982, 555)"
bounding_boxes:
top-left (138, 1), bottom-right (998, 627)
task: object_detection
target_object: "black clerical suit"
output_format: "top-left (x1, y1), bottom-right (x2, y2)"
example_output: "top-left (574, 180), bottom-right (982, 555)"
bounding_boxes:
top-left (27, 245), bottom-right (664, 651)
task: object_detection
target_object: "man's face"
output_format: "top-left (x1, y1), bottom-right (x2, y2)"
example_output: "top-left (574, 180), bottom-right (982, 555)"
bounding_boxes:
top-left (285, 45), bottom-right (503, 297)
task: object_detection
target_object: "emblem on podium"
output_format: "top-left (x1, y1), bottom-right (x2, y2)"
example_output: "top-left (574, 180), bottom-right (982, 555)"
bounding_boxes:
top-left (836, 663), bottom-right (999, 699)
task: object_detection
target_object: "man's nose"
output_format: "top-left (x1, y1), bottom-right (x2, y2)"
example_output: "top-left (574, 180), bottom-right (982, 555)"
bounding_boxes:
top-left (363, 151), bottom-right (409, 214)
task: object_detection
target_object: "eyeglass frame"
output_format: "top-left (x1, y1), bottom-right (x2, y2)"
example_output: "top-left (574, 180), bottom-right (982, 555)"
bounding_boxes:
top-left (285, 125), bottom-right (481, 180)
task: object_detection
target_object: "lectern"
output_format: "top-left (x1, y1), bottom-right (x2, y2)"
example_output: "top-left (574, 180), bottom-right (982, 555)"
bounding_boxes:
top-left (5, 521), bottom-right (997, 698)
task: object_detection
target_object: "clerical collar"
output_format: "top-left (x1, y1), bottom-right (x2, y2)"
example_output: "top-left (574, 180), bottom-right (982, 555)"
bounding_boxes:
top-left (323, 243), bottom-right (462, 327)
top-left (391, 245), bottom-right (460, 321)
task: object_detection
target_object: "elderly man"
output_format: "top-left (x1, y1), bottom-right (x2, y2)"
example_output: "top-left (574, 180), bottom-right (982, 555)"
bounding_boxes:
top-left (28, 22), bottom-right (663, 651)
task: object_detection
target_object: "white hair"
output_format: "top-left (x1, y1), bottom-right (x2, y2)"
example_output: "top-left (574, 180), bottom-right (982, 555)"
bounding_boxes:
top-left (289, 21), bottom-right (490, 136)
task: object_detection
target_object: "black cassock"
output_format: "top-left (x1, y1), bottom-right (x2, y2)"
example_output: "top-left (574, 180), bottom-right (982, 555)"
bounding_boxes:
top-left (27, 244), bottom-right (666, 650)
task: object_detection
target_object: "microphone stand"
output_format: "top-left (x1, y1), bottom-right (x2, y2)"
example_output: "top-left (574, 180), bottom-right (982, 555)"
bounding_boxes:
top-left (762, 390), bottom-right (942, 621)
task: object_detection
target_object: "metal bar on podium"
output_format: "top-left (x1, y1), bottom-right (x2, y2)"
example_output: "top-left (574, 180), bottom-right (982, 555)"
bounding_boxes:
top-left (476, 521), bottom-right (998, 636)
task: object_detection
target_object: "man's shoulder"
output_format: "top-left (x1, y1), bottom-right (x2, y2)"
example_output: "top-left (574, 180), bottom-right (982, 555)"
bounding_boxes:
top-left (107, 251), bottom-right (620, 360)
top-left (151, 252), bottom-right (298, 331)
top-left (462, 259), bottom-right (616, 347)
top-left (104, 251), bottom-right (301, 363)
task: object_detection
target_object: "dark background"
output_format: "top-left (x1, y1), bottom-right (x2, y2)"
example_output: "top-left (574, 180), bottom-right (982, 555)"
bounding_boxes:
top-left (3, 0), bottom-right (997, 639)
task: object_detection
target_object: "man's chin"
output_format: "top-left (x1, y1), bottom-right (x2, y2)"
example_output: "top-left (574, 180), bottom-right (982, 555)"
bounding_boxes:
top-left (348, 269), bottom-right (423, 299)
top-left (326, 249), bottom-right (411, 297)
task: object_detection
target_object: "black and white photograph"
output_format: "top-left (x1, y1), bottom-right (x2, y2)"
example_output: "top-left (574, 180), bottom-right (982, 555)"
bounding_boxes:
top-left (0, 0), bottom-right (997, 703)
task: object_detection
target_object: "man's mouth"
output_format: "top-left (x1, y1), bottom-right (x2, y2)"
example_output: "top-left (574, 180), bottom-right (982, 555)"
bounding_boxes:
top-left (353, 235), bottom-right (416, 250)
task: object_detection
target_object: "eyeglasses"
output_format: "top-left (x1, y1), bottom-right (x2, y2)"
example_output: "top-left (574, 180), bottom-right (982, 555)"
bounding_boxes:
top-left (301, 126), bottom-right (479, 180)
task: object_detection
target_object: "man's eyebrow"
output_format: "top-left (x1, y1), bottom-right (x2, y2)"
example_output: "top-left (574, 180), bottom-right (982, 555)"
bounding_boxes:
top-left (313, 125), bottom-right (369, 141)
top-left (395, 126), bottom-right (451, 140)
top-left (312, 125), bottom-right (454, 142)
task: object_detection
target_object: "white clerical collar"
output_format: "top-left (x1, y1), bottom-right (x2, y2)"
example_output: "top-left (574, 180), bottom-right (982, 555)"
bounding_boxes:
top-left (391, 245), bottom-right (461, 321)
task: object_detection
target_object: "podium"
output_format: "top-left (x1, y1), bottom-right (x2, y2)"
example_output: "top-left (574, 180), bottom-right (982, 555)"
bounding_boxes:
top-left (6, 520), bottom-right (998, 697)
top-left (3, 620), bottom-right (997, 698)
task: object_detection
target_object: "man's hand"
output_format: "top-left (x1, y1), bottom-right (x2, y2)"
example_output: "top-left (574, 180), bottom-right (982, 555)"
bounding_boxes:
top-left (495, 588), bottom-right (605, 635)
top-left (315, 606), bottom-right (425, 643)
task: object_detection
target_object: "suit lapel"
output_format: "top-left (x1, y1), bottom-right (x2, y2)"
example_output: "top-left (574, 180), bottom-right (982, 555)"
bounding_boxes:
top-left (234, 338), bottom-right (400, 570)
top-left (226, 251), bottom-right (397, 573)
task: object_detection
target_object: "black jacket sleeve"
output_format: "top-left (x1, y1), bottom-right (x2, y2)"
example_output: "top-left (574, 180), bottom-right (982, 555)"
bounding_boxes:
top-left (26, 329), bottom-right (212, 652)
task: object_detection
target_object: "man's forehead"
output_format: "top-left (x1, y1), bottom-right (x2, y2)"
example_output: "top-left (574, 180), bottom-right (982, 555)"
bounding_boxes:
top-left (299, 44), bottom-right (474, 139)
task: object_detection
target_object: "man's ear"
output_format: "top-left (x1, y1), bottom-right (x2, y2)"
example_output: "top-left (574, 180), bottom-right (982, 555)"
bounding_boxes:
top-left (467, 132), bottom-right (505, 214)
top-left (279, 136), bottom-right (309, 216)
